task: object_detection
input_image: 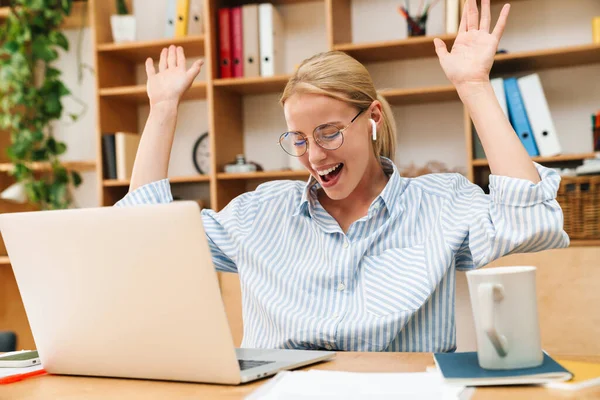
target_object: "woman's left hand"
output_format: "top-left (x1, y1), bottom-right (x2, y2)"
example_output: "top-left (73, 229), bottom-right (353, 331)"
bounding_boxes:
top-left (433, 0), bottom-right (510, 91)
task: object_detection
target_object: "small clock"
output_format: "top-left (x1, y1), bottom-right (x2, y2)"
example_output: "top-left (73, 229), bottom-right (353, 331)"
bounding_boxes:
top-left (192, 132), bottom-right (210, 175)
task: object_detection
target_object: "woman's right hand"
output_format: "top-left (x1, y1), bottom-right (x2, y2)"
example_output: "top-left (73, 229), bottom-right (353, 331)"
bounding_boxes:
top-left (145, 45), bottom-right (204, 109)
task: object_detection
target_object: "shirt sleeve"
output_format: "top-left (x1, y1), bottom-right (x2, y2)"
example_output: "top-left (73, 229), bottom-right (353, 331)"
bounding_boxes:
top-left (442, 162), bottom-right (570, 271)
top-left (113, 179), bottom-right (259, 274)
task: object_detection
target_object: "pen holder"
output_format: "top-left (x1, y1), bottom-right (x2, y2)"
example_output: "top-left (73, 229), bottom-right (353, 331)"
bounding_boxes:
top-left (407, 15), bottom-right (427, 37)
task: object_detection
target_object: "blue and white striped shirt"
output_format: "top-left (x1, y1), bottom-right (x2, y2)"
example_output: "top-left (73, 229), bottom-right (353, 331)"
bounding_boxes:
top-left (115, 157), bottom-right (569, 352)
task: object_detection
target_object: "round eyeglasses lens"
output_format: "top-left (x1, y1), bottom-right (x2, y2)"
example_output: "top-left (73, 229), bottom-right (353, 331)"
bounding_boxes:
top-left (279, 132), bottom-right (307, 156)
top-left (315, 124), bottom-right (343, 150)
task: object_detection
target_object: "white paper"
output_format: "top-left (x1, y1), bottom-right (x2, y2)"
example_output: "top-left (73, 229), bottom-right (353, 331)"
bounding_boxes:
top-left (0, 364), bottom-right (44, 378)
top-left (246, 370), bottom-right (473, 400)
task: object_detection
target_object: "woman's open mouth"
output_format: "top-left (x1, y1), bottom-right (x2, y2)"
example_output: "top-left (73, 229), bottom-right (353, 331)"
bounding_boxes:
top-left (317, 163), bottom-right (344, 188)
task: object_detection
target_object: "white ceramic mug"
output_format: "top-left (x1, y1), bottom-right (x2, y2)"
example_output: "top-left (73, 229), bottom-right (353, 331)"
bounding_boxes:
top-left (466, 266), bottom-right (543, 370)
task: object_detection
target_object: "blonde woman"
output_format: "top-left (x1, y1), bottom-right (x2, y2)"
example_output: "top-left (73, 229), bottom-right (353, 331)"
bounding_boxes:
top-left (116, 0), bottom-right (569, 352)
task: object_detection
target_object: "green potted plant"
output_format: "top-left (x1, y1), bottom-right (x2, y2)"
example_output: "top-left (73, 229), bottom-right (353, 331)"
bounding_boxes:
top-left (0, 0), bottom-right (83, 210)
top-left (110, 0), bottom-right (136, 43)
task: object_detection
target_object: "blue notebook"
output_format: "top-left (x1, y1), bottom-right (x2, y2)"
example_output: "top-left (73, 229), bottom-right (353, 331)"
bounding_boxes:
top-left (433, 352), bottom-right (572, 386)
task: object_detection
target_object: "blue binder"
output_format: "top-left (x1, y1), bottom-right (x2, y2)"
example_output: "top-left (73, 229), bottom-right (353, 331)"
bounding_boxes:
top-left (504, 77), bottom-right (539, 157)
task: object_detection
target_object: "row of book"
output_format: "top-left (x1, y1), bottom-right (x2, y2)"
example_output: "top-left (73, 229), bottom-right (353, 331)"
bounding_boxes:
top-left (475, 73), bottom-right (562, 159)
top-left (102, 133), bottom-right (141, 180)
top-left (165, 0), bottom-right (205, 39)
top-left (218, 3), bottom-right (283, 79)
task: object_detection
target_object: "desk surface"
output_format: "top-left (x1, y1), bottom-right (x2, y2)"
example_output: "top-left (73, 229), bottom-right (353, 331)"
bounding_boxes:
top-left (3, 352), bottom-right (600, 399)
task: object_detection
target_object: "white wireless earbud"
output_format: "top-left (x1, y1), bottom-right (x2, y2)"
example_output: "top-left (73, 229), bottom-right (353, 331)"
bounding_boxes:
top-left (370, 119), bottom-right (377, 141)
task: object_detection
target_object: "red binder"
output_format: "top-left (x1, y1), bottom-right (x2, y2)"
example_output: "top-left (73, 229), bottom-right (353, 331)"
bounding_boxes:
top-left (230, 6), bottom-right (243, 78)
top-left (218, 8), bottom-right (232, 79)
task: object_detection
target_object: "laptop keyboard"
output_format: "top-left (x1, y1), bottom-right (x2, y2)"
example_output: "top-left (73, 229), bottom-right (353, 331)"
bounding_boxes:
top-left (238, 359), bottom-right (275, 371)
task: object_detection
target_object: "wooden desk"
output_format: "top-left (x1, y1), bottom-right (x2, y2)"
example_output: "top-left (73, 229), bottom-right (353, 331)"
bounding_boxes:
top-left (3, 353), bottom-right (599, 399)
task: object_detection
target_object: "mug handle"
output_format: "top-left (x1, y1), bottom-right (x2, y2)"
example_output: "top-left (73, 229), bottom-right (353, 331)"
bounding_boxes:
top-left (479, 283), bottom-right (509, 357)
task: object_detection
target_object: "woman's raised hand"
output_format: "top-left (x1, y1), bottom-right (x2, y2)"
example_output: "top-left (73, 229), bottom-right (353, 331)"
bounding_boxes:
top-left (145, 45), bottom-right (204, 108)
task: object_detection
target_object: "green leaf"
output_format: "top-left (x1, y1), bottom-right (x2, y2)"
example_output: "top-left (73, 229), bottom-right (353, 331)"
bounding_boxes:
top-left (71, 170), bottom-right (82, 186)
top-left (3, 41), bottom-right (19, 54)
top-left (46, 67), bottom-right (61, 79)
top-left (49, 31), bottom-right (69, 51)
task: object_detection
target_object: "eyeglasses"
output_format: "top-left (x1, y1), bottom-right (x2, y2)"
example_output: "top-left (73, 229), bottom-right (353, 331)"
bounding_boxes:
top-left (278, 108), bottom-right (365, 157)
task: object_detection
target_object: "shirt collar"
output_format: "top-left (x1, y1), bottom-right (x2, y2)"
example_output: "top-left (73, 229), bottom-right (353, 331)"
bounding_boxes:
top-left (292, 157), bottom-right (408, 218)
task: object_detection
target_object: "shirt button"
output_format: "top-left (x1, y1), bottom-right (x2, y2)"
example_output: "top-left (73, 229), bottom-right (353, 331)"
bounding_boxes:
top-left (337, 282), bottom-right (346, 291)
top-left (343, 240), bottom-right (349, 248)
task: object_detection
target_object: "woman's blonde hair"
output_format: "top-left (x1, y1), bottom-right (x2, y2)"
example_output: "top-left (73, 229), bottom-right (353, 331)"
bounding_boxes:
top-left (280, 51), bottom-right (396, 161)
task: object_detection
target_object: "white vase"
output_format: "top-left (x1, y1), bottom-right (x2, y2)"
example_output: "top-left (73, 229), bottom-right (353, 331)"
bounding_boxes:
top-left (110, 15), bottom-right (136, 43)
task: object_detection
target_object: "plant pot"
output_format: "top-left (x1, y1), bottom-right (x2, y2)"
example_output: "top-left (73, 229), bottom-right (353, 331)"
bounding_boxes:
top-left (110, 14), bottom-right (136, 43)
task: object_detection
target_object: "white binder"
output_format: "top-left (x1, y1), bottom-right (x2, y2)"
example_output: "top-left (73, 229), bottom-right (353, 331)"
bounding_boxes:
top-left (187, 0), bottom-right (204, 36)
top-left (242, 4), bottom-right (260, 78)
top-left (445, 0), bottom-right (459, 34)
top-left (258, 3), bottom-right (284, 77)
top-left (491, 77), bottom-right (508, 118)
top-left (517, 73), bottom-right (562, 157)
top-left (165, 0), bottom-right (177, 38)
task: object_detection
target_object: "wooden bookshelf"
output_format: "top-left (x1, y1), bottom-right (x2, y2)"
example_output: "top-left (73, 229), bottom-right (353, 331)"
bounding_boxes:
top-left (217, 170), bottom-right (310, 181)
top-left (492, 43), bottom-right (600, 75)
top-left (0, 160), bottom-right (96, 173)
top-left (332, 34), bottom-right (456, 63)
top-left (381, 85), bottom-right (458, 105)
top-left (104, 174), bottom-right (210, 187)
top-left (97, 35), bottom-right (205, 62)
top-left (100, 81), bottom-right (207, 104)
top-left (213, 75), bottom-right (291, 95)
top-left (472, 153), bottom-right (598, 167)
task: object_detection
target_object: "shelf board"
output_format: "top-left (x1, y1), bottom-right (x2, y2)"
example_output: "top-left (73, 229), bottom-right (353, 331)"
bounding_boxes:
top-left (100, 81), bottom-right (207, 104)
top-left (492, 43), bottom-right (600, 74)
top-left (213, 75), bottom-right (291, 95)
top-left (0, 160), bottom-right (96, 173)
top-left (570, 240), bottom-right (600, 247)
top-left (217, 170), bottom-right (310, 180)
top-left (104, 174), bottom-right (210, 187)
top-left (332, 34), bottom-right (456, 63)
top-left (381, 85), bottom-right (458, 105)
top-left (97, 35), bottom-right (205, 63)
top-left (0, 255), bottom-right (10, 266)
top-left (472, 152), bottom-right (597, 167)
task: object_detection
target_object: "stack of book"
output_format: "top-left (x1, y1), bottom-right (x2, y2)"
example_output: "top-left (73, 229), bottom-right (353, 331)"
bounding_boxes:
top-left (164, 0), bottom-right (205, 39)
top-left (474, 73), bottom-right (563, 160)
top-left (217, 3), bottom-right (283, 79)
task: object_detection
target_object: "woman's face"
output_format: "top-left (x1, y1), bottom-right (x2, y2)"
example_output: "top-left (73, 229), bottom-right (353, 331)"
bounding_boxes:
top-left (283, 93), bottom-right (375, 201)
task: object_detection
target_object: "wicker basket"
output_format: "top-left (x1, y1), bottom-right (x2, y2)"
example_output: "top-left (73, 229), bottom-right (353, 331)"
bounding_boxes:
top-left (557, 175), bottom-right (600, 240)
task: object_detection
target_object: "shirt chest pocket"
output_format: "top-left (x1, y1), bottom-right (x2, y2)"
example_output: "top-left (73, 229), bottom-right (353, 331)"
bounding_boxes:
top-left (361, 245), bottom-right (433, 317)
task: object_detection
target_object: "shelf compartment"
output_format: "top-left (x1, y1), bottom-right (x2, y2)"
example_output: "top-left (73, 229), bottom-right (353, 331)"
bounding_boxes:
top-left (0, 160), bottom-right (96, 173)
top-left (213, 75), bottom-right (292, 95)
top-left (332, 34), bottom-right (456, 63)
top-left (492, 43), bottom-right (600, 74)
top-left (100, 81), bottom-right (207, 104)
top-left (97, 35), bottom-right (205, 63)
top-left (381, 85), bottom-right (458, 105)
top-left (472, 152), bottom-right (597, 167)
top-left (104, 174), bottom-right (210, 187)
top-left (217, 170), bottom-right (310, 180)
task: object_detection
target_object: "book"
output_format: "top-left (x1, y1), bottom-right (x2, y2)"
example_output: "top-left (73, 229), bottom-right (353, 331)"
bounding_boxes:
top-left (258, 3), bottom-right (284, 77)
top-left (115, 132), bottom-right (141, 180)
top-left (517, 73), bottom-right (562, 157)
top-left (175, 0), bottom-right (190, 37)
top-left (242, 4), bottom-right (260, 78)
top-left (545, 359), bottom-right (600, 391)
top-left (218, 7), bottom-right (232, 78)
top-left (0, 364), bottom-right (46, 385)
top-left (504, 77), bottom-right (540, 157)
top-left (230, 6), bottom-right (243, 78)
top-left (187, 0), bottom-right (204, 36)
top-left (433, 352), bottom-right (573, 386)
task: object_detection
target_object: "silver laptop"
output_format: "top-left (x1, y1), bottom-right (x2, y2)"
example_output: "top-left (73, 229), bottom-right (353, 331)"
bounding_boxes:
top-left (0, 201), bottom-right (335, 384)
